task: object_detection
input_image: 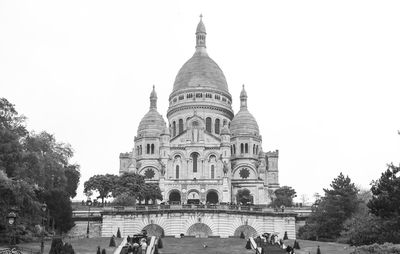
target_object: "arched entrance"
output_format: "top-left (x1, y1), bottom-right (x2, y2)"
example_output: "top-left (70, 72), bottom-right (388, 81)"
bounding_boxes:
top-left (206, 190), bottom-right (219, 204)
top-left (169, 190), bottom-right (181, 204)
top-left (187, 190), bottom-right (200, 204)
top-left (234, 225), bottom-right (258, 238)
top-left (187, 223), bottom-right (212, 238)
top-left (142, 224), bottom-right (165, 237)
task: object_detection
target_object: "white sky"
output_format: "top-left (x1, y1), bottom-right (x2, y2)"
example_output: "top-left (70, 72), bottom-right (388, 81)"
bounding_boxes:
top-left (1, 1), bottom-right (399, 203)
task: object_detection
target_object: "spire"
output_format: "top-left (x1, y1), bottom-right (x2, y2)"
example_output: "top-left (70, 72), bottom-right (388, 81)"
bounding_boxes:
top-left (150, 85), bottom-right (157, 109)
top-left (196, 14), bottom-right (207, 49)
top-left (240, 84), bottom-right (247, 109)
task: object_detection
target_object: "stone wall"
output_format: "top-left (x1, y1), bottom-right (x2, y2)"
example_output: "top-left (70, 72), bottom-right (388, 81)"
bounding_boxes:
top-left (67, 221), bottom-right (101, 238)
top-left (101, 210), bottom-right (296, 240)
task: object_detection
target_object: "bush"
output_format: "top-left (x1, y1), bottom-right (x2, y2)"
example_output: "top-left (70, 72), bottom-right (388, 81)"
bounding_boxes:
top-left (293, 240), bottom-right (300, 249)
top-left (61, 243), bottom-right (75, 254)
top-left (97, 246), bottom-right (100, 254)
top-left (317, 245), bottom-right (321, 254)
top-left (109, 236), bottom-right (116, 247)
top-left (117, 228), bottom-right (121, 238)
top-left (283, 231), bottom-right (288, 240)
top-left (157, 238), bottom-right (163, 249)
top-left (127, 235), bottom-right (131, 243)
top-left (49, 237), bottom-right (64, 254)
top-left (245, 239), bottom-right (251, 249)
top-left (350, 243), bottom-right (400, 254)
top-left (101, 249), bottom-right (106, 254)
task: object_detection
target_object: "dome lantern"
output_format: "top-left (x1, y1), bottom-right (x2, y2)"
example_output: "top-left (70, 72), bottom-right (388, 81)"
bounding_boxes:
top-left (150, 85), bottom-right (157, 109)
top-left (240, 84), bottom-right (248, 109)
top-left (196, 14), bottom-right (206, 49)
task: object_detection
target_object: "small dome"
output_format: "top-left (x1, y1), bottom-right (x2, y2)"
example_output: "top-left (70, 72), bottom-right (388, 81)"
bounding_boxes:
top-left (137, 86), bottom-right (165, 137)
top-left (137, 109), bottom-right (166, 137)
top-left (230, 85), bottom-right (259, 136)
top-left (230, 108), bottom-right (259, 136)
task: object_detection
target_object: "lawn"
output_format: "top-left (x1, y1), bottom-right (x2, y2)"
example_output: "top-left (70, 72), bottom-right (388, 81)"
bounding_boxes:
top-left (17, 237), bottom-right (122, 254)
top-left (158, 237), bottom-right (357, 254)
top-left (284, 239), bottom-right (356, 254)
top-left (13, 237), bottom-right (356, 254)
top-left (158, 237), bottom-right (254, 254)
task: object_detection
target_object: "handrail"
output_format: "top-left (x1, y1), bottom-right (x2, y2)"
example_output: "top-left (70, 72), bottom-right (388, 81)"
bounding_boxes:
top-left (249, 237), bottom-right (262, 254)
top-left (145, 236), bottom-right (156, 254)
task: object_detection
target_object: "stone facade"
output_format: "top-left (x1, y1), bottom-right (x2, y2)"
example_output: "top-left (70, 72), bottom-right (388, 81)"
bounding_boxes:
top-left (119, 17), bottom-right (280, 205)
top-left (101, 209), bottom-right (296, 239)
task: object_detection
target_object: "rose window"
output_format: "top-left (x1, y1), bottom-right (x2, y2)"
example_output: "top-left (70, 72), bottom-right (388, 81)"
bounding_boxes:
top-left (239, 168), bottom-right (250, 179)
top-left (144, 168), bottom-right (155, 179)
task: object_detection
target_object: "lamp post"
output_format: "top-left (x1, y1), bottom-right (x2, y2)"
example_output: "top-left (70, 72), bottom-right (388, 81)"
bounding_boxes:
top-left (86, 198), bottom-right (92, 238)
top-left (7, 211), bottom-right (17, 247)
top-left (40, 202), bottom-right (47, 254)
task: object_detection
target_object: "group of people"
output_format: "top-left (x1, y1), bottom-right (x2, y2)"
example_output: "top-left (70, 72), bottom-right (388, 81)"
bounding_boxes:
top-left (256, 233), bottom-right (295, 254)
top-left (121, 230), bottom-right (149, 254)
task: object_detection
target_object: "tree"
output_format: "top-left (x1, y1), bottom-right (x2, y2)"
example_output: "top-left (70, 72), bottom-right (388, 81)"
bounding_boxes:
top-left (84, 174), bottom-right (117, 204)
top-left (366, 163), bottom-right (400, 243)
top-left (0, 98), bottom-right (27, 177)
top-left (0, 170), bottom-right (42, 233)
top-left (237, 189), bottom-right (252, 205)
top-left (64, 165), bottom-right (80, 199)
top-left (139, 183), bottom-right (163, 204)
top-left (42, 189), bottom-right (74, 233)
top-left (299, 173), bottom-right (359, 240)
top-left (113, 172), bottom-right (146, 206)
top-left (368, 164), bottom-right (400, 220)
top-left (272, 186), bottom-right (296, 207)
top-left (21, 132), bottom-right (73, 191)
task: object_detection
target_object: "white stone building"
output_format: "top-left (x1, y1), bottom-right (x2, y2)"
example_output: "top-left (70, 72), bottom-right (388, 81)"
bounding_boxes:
top-left (119, 17), bottom-right (279, 205)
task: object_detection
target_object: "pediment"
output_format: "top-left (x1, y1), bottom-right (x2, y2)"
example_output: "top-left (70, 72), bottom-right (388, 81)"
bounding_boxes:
top-left (170, 128), bottom-right (221, 146)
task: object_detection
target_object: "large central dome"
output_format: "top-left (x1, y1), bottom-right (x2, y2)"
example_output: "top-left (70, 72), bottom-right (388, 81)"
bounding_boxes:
top-left (172, 50), bottom-right (229, 93)
top-left (171, 17), bottom-right (229, 95)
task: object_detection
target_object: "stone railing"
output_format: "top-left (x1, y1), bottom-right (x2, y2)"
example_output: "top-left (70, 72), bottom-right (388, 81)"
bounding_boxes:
top-left (72, 205), bottom-right (310, 219)
top-left (101, 204), bottom-right (278, 214)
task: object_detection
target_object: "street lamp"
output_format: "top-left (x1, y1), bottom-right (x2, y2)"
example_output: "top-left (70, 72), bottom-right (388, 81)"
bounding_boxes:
top-left (86, 198), bottom-right (92, 238)
top-left (40, 202), bottom-right (47, 254)
top-left (7, 211), bottom-right (17, 246)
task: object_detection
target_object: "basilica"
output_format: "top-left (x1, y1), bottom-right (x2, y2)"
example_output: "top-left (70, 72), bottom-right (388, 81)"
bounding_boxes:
top-left (119, 17), bottom-right (279, 205)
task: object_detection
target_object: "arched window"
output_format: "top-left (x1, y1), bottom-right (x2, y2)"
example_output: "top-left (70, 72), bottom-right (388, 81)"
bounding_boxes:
top-left (147, 144), bottom-right (150, 154)
top-left (223, 119), bottom-right (227, 127)
top-left (233, 144), bottom-right (236, 155)
top-left (179, 119), bottom-right (184, 134)
top-left (191, 153), bottom-right (199, 173)
top-left (172, 121), bottom-right (176, 137)
top-left (245, 143), bottom-right (249, 153)
top-left (151, 144), bottom-right (154, 154)
top-left (240, 143), bottom-right (244, 154)
top-left (139, 145), bottom-right (142, 155)
top-left (215, 119), bottom-right (220, 134)
top-left (176, 165), bottom-right (179, 179)
top-left (256, 146), bottom-right (259, 155)
top-left (211, 165), bottom-right (215, 179)
top-left (253, 144), bottom-right (255, 154)
top-left (206, 117), bottom-right (212, 132)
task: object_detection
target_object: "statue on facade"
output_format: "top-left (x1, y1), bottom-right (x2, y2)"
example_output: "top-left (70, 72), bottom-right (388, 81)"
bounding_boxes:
top-left (223, 161), bottom-right (229, 175)
top-left (158, 160), bottom-right (166, 176)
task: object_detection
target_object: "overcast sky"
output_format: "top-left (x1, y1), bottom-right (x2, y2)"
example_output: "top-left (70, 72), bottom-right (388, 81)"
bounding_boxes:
top-left (1, 1), bottom-right (399, 203)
